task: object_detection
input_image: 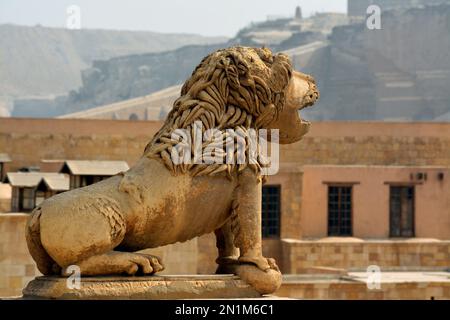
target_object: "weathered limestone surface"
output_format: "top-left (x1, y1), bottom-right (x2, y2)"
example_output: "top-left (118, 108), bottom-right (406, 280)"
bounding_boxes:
top-left (22, 275), bottom-right (261, 300)
top-left (0, 214), bottom-right (41, 298)
top-left (276, 272), bottom-right (450, 300)
top-left (281, 239), bottom-right (450, 273)
top-left (22, 47), bottom-right (319, 296)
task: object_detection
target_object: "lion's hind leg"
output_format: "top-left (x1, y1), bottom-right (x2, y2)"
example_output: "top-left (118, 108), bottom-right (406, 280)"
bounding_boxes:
top-left (39, 193), bottom-right (134, 275)
top-left (215, 218), bottom-right (240, 274)
top-left (25, 206), bottom-right (60, 275)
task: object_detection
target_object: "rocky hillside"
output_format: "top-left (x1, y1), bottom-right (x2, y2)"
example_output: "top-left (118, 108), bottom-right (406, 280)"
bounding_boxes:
top-left (13, 12), bottom-right (343, 117)
top-left (301, 4), bottom-right (450, 121)
top-left (13, 44), bottom-right (226, 117)
top-left (0, 24), bottom-right (226, 99)
top-left (10, 5), bottom-right (450, 121)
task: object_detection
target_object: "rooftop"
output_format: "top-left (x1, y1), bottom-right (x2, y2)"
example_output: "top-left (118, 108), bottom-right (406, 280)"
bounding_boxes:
top-left (60, 160), bottom-right (129, 176)
top-left (36, 175), bottom-right (69, 191)
top-left (5, 172), bottom-right (66, 188)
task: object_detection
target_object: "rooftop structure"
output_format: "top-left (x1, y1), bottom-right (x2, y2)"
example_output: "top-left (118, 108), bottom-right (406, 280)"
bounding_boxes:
top-left (60, 160), bottom-right (129, 176)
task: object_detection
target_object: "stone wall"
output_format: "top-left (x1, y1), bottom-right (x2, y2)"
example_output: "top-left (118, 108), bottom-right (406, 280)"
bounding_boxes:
top-left (0, 214), bottom-right (39, 297)
top-left (276, 279), bottom-right (450, 300)
top-left (266, 170), bottom-right (303, 240)
top-left (281, 239), bottom-right (450, 274)
top-left (0, 118), bottom-right (160, 172)
top-left (281, 122), bottom-right (450, 167)
top-left (0, 183), bottom-right (11, 212)
top-left (2, 120), bottom-right (450, 174)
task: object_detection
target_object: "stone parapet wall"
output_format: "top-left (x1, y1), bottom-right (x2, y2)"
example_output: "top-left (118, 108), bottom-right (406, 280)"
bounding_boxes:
top-left (0, 214), bottom-right (39, 297)
top-left (281, 122), bottom-right (450, 167)
top-left (0, 200), bottom-right (10, 213)
top-left (276, 280), bottom-right (450, 300)
top-left (281, 239), bottom-right (450, 274)
top-left (1, 119), bottom-right (450, 174)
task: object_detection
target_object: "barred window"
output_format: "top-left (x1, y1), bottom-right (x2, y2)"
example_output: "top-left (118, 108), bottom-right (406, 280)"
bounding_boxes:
top-left (328, 186), bottom-right (352, 236)
top-left (21, 187), bottom-right (36, 211)
top-left (390, 186), bottom-right (415, 237)
top-left (262, 185), bottom-right (281, 238)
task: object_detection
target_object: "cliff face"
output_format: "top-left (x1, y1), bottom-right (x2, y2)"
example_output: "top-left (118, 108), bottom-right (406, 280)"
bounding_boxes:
top-left (74, 44), bottom-right (229, 116)
top-left (13, 44), bottom-right (228, 117)
top-left (10, 12), bottom-right (345, 117)
top-left (302, 4), bottom-right (450, 121)
top-left (0, 24), bottom-right (226, 98)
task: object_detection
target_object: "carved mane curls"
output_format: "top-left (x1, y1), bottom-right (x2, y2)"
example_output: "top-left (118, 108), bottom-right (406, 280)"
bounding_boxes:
top-left (144, 46), bottom-right (293, 178)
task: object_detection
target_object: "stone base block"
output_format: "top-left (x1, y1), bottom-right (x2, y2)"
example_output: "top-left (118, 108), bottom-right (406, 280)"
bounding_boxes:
top-left (22, 275), bottom-right (261, 300)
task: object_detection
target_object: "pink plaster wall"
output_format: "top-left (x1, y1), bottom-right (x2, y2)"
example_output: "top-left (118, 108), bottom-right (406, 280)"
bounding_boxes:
top-left (301, 166), bottom-right (450, 240)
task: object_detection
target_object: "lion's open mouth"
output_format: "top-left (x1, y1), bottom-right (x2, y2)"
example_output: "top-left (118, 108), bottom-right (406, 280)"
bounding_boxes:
top-left (297, 88), bottom-right (319, 125)
top-left (297, 103), bottom-right (313, 126)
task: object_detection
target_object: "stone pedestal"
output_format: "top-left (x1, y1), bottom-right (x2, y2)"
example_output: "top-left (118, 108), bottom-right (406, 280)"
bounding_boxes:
top-left (22, 275), bottom-right (261, 299)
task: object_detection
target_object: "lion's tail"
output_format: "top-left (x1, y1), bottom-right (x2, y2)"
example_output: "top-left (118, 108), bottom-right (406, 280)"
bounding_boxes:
top-left (25, 207), bottom-right (60, 275)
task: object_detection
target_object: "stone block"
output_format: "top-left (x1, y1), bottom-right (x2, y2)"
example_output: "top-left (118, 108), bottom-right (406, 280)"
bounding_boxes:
top-left (22, 275), bottom-right (261, 300)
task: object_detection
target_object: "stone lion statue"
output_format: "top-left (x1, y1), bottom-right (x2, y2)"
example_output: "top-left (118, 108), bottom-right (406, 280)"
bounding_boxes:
top-left (26, 46), bottom-right (319, 294)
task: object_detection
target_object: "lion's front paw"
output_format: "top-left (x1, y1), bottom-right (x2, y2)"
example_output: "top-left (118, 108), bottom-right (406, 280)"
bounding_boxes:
top-left (216, 256), bottom-right (282, 294)
top-left (234, 263), bottom-right (282, 295)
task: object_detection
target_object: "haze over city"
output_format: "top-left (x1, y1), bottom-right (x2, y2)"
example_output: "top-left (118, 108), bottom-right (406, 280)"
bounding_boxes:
top-left (0, 0), bottom-right (347, 36)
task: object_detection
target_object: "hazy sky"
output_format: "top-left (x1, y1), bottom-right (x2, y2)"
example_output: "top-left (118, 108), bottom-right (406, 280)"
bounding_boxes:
top-left (0, 0), bottom-right (347, 37)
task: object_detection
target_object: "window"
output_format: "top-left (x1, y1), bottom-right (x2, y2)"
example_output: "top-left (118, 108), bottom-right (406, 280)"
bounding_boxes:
top-left (262, 185), bottom-right (281, 238)
top-left (11, 187), bottom-right (19, 212)
top-left (20, 188), bottom-right (35, 211)
top-left (70, 175), bottom-right (81, 189)
top-left (70, 175), bottom-right (107, 189)
top-left (390, 186), bottom-right (415, 237)
top-left (328, 186), bottom-right (352, 236)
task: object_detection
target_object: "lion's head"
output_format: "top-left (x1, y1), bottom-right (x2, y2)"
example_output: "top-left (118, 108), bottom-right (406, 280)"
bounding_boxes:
top-left (145, 46), bottom-right (319, 176)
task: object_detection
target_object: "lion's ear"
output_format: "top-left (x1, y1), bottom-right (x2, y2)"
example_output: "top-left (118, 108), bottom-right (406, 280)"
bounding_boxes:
top-left (269, 53), bottom-right (292, 93)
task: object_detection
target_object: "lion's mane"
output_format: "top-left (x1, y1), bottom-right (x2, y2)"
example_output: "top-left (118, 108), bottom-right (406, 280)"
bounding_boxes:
top-left (144, 46), bottom-right (293, 178)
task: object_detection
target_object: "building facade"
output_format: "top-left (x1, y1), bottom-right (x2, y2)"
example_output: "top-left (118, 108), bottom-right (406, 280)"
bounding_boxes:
top-left (300, 165), bottom-right (449, 239)
top-left (1, 118), bottom-right (449, 238)
top-left (0, 118), bottom-right (450, 296)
